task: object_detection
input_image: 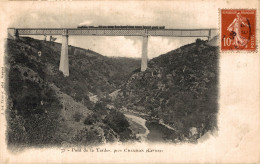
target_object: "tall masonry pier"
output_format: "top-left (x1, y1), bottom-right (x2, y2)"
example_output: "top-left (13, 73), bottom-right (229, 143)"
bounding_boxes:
top-left (59, 29), bottom-right (69, 76)
top-left (8, 27), bottom-right (217, 77)
top-left (141, 33), bottom-right (148, 71)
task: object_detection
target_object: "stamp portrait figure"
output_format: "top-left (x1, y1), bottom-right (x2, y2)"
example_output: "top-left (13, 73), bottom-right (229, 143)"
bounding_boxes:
top-left (227, 12), bottom-right (249, 48)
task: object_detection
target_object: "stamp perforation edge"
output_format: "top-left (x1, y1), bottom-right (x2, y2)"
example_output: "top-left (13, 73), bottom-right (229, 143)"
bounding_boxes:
top-left (218, 8), bottom-right (258, 53)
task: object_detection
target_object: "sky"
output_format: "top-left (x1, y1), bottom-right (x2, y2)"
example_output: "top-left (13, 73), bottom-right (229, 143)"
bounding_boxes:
top-left (4, 1), bottom-right (248, 58)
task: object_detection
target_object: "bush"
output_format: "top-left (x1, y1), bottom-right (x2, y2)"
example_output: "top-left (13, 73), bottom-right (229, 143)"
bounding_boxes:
top-left (73, 112), bottom-right (83, 122)
top-left (7, 114), bottom-right (28, 146)
top-left (23, 113), bottom-right (62, 145)
top-left (72, 128), bottom-right (102, 145)
top-left (103, 109), bottom-right (129, 134)
top-left (23, 71), bottom-right (28, 77)
top-left (102, 109), bottom-right (134, 142)
top-left (196, 38), bottom-right (203, 44)
top-left (84, 115), bottom-right (97, 125)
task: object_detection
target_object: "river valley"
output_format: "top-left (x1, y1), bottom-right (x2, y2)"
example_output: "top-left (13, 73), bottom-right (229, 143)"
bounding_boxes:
top-left (124, 113), bottom-right (177, 143)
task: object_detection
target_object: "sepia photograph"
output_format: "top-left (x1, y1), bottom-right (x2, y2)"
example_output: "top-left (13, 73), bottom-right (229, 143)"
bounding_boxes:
top-left (0, 0), bottom-right (259, 163)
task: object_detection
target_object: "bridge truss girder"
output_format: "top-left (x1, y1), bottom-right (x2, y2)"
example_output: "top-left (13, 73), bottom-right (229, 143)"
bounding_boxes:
top-left (13, 28), bottom-right (215, 38)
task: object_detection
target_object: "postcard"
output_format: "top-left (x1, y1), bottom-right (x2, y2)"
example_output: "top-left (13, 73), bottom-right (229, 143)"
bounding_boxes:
top-left (0, 0), bottom-right (259, 163)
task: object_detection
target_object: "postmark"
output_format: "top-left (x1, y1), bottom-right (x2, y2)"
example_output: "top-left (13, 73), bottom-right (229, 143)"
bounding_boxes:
top-left (221, 9), bottom-right (256, 51)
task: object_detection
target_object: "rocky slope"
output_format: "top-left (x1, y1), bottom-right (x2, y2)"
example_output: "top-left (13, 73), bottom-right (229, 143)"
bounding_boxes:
top-left (6, 37), bottom-right (138, 148)
top-left (116, 38), bottom-right (219, 142)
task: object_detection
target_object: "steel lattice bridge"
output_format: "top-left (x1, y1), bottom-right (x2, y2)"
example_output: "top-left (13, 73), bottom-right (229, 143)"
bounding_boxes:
top-left (8, 27), bottom-right (218, 76)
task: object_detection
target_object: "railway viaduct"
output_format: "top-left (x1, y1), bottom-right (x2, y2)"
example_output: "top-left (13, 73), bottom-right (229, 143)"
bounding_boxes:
top-left (8, 27), bottom-right (218, 77)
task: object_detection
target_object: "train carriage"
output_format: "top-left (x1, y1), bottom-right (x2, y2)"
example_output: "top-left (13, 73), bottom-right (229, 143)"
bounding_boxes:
top-left (77, 25), bottom-right (165, 29)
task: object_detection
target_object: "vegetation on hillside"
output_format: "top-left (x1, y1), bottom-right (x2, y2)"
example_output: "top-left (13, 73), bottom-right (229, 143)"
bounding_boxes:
top-left (116, 39), bottom-right (219, 142)
top-left (6, 37), bottom-right (138, 148)
top-left (6, 36), bottom-right (219, 146)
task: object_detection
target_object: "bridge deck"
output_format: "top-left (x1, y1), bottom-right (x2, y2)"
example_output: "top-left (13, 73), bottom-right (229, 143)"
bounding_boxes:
top-left (12, 28), bottom-right (218, 37)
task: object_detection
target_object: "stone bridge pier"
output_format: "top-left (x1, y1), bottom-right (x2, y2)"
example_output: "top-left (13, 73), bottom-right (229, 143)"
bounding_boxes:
top-left (208, 29), bottom-right (212, 40)
top-left (59, 29), bottom-right (69, 77)
top-left (141, 34), bottom-right (148, 72)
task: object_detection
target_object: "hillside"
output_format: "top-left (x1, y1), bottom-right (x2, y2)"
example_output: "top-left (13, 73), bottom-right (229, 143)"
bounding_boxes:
top-left (6, 37), bottom-right (138, 148)
top-left (115, 38), bottom-right (219, 142)
top-left (6, 36), bottom-right (219, 146)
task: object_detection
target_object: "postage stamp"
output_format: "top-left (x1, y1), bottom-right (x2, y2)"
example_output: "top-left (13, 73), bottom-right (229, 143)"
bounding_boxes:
top-left (221, 9), bottom-right (256, 51)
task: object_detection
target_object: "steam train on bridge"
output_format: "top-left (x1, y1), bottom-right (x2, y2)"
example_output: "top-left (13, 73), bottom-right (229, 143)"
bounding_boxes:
top-left (77, 25), bottom-right (165, 29)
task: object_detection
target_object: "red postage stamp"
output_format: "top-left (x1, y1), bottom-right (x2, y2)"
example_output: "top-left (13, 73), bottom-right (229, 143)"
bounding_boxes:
top-left (221, 9), bottom-right (256, 51)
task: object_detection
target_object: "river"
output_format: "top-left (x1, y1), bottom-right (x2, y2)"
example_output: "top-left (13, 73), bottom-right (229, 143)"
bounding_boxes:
top-left (124, 113), bottom-right (176, 143)
top-left (124, 114), bottom-right (150, 142)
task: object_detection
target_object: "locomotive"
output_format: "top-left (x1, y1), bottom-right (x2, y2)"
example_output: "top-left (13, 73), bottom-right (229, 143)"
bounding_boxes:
top-left (77, 25), bottom-right (165, 29)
